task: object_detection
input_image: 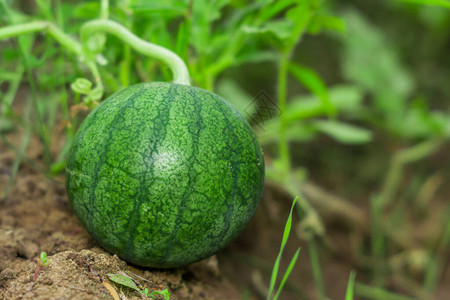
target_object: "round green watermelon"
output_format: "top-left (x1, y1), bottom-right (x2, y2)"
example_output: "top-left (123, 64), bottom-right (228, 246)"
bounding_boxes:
top-left (66, 82), bottom-right (265, 268)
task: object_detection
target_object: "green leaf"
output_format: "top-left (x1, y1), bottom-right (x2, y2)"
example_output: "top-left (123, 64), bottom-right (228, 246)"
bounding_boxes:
top-left (129, 1), bottom-right (188, 15)
top-left (175, 20), bottom-right (190, 61)
top-left (340, 10), bottom-right (414, 119)
top-left (397, 104), bottom-right (448, 138)
top-left (345, 271), bottom-right (356, 300)
top-left (216, 79), bottom-right (256, 118)
top-left (73, 2), bottom-right (101, 19)
top-left (224, 2), bottom-right (263, 29)
top-left (35, 0), bottom-right (53, 21)
top-left (258, 118), bottom-right (318, 145)
top-left (259, 0), bottom-right (297, 22)
top-left (147, 288), bottom-right (170, 300)
top-left (324, 85), bottom-right (364, 112)
top-left (49, 161), bottom-right (66, 175)
top-left (191, 0), bottom-right (230, 55)
top-left (308, 14), bottom-right (346, 34)
top-left (242, 19), bottom-right (294, 42)
top-left (40, 252), bottom-right (48, 264)
top-left (284, 0), bottom-right (319, 49)
top-left (27, 45), bottom-right (58, 68)
top-left (283, 85), bottom-right (364, 122)
top-left (313, 120), bottom-right (373, 144)
top-left (397, 0), bottom-right (450, 8)
top-left (235, 50), bottom-right (278, 65)
top-left (106, 274), bottom-right (140, 293)
top-left (284, 98), bottom-right (324, 121)
top-left (288, 63), bottom-right (335, 116)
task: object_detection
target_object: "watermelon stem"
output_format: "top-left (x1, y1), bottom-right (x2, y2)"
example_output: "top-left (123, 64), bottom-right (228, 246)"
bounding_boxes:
top-left (80, 20), bottom-right (191, 86)
top-left (0, 20), bottom-right (82, 56)
top-left (0, 8), bottom-right (191, 87)
top-left (0, 17), bottom-right (105, 97)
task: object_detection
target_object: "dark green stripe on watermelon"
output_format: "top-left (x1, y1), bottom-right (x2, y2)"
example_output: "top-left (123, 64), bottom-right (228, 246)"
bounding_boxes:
top-left (66, 82), bottom-right (265, 268)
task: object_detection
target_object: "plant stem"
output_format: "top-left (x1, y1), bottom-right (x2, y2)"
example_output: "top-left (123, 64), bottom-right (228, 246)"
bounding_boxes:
top-left (100, 0), bottom-right (109, 19)
top-left (80, 20), bottom-right (190, 86)
top-left (85, 60), bottom-right (104, 93)
top-left (278, 52), bottom-right (291, 176)
top-left (370, 195), bottom-right (386, 288)
top-left (0, 21), bottom-right (45, 38)
top-left (0, 21), bottom-right (82, 55)
top-left (0, 18), bottom-right (189, 89)
top-left (275, 1), bottom-right (321, 177)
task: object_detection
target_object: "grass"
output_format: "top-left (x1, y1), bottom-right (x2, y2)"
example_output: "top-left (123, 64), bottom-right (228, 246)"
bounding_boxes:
top-left (345, 271), bottom-right (356, 300)
top-left (355, 283), bottom-right (417, 300)
top-left (0, 0), bottom-right (449, 299)
top-left (267, 196), bottom-right (301, 300)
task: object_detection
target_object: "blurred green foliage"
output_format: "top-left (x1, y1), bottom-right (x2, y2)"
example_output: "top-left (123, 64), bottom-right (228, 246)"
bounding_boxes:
top-left (0, 0), bottom-right (449, 299)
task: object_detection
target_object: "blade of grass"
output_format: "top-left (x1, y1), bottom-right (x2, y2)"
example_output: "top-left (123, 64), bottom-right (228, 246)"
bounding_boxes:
top-left (380, 138), bottom-right (443, 206)
top-left (35, 0), bottom-right (54, 22)
top-left (293, 193), bottom-right (326, 300)
top-left (371, 195), bottom-right (386, 287)
top-left (225, 252), bottom-right (311, 300)
top-left (308, 237), bottom-right (326, 300)
top-left (2, 92), bottom-right (33, 200)
top-left (371, 138), bottom-right (444, 288)
top-left (241, 288), bottom-right (251, 300)
top-left (0, 134), bottom-right (45, 174)
top-left (273, 247), bottom-right (301, 300)
top-left (0, 65), bottom-right (24, 131)
top-left (355, 283), bottom-right (417, 300)
top-left (117, 5), bottom-right (133, 89)
top-left (1, 0), bottom-right (53, 165)
top-left (0, 2), bottom-right (36, 200)
top-left (175, 0), bottom-right (192, 63)
top-left (55, 0), bottom-right (63, 29)
top-left (397, 0), bottom-right (450, 9)
top-left (345, 271), bottom-right (356, 300)
top-left (423, 206), bottom-right (450, 294)
top-left (267, 196), bottom-right (298, 300)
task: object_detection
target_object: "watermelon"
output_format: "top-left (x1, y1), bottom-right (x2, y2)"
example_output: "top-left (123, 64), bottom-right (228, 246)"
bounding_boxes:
top-left (66, 82), bottom-right (265, 268)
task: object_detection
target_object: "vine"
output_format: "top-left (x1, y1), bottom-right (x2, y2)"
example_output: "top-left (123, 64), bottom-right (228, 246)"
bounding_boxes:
top-left (0, 15), bottom-right (191, 103)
